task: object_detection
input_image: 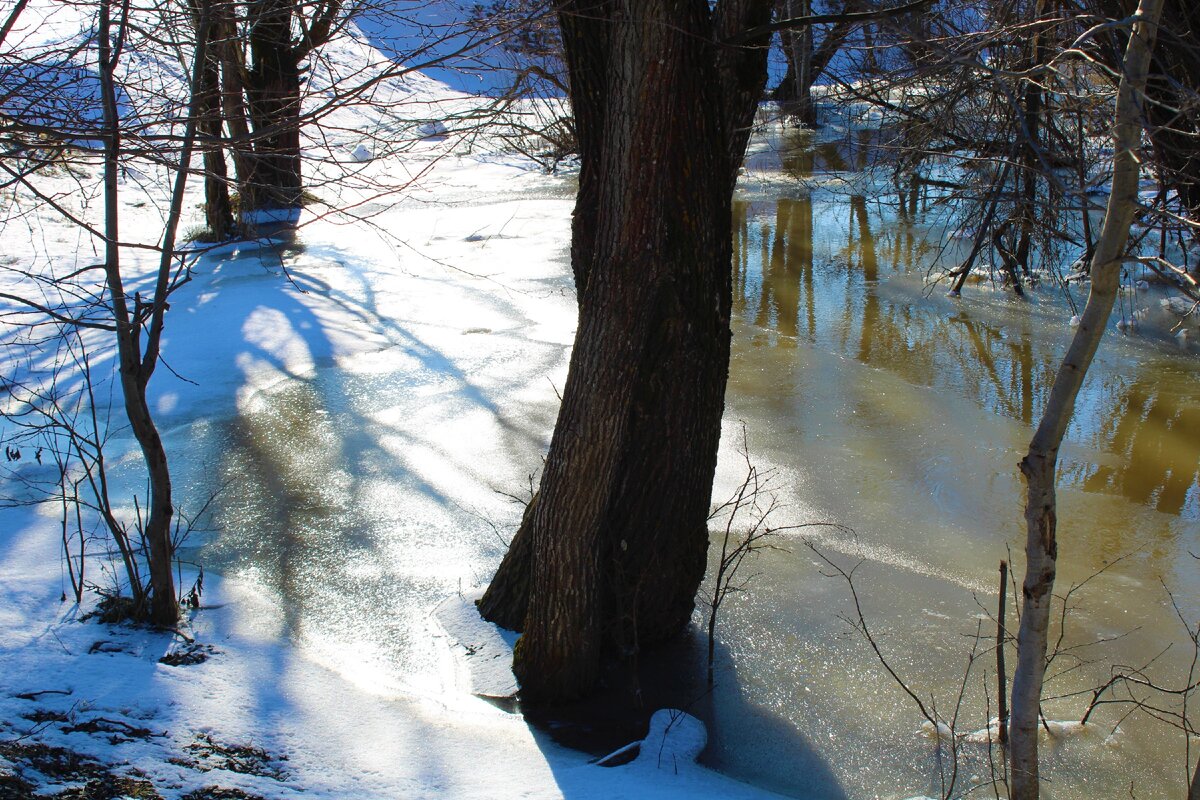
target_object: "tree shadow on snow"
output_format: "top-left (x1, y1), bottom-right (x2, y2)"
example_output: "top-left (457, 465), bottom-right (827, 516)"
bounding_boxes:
top-left (163, 228), bottom-right (568, 701)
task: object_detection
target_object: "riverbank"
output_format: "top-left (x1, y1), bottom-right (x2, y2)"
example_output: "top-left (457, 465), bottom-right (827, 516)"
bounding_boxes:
top-left (0, 125), bottom-right (804, 798)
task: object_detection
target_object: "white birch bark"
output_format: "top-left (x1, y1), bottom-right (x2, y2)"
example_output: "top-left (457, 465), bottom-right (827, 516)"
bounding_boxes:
top-left (1009, 2), bottom-right (1164, 797)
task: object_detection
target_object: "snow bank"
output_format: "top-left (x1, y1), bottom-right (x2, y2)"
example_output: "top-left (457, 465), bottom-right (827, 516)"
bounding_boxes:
top-left (0, 8), bottom-right (795, 795)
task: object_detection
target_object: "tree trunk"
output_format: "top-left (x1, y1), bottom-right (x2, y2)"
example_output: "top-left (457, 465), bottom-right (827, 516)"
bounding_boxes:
top-left (213, 0), bottom-right (254, 211)
top-left (479, 0), bottom-right (772, 704)
top-left (1008, 1), bottom-right (1162, 796)
top-left (1014, 0), bottom-right (1046, 278)
top-left (193, 0), bottom-right (233, 238)
top-left (780, 0), bottom-right (815, 126)
top-left (97, 0), bottom-right (179, 627)
top-left (245, 0), bottom-right (303, 209)
top-left (119, 380), bottom-right (179, 627)
top-left (773, 1), bottom-right (853, 128)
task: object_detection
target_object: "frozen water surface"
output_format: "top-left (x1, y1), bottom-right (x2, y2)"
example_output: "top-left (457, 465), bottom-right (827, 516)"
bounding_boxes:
top-left (175, 131), bottom-right (1199, 799)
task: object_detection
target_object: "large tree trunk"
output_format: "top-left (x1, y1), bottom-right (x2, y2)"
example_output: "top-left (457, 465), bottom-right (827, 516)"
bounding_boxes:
top-left (1008, 1), bottom-right (1162, 796)
top-left (478, 0), bottom-right (772, 704)
top-left (245, 0), bottom-right (303, 209)
top-left (192, 0), bottom-right (233, 239)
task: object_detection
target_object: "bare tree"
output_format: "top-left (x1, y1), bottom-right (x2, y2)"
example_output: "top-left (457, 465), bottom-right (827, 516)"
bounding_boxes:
top-left (772, 0), bottom-right (888, 127)
top-left (1009, 1), bottom-right (1164, 796)
top-left (703, 428), bottom-right (785, 687)
top-left (805, 541), bottom-right (991, 800)
top-left (1, 0), bottom-right (217, 623)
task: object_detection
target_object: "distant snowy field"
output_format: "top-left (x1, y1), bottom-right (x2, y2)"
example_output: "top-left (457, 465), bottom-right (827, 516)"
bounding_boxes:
top-left (0, 4), bottom-right (811, 798)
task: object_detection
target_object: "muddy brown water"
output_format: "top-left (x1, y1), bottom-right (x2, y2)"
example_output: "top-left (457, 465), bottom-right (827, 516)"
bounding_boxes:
top-left (702, 132), bottom-right (1199, 797)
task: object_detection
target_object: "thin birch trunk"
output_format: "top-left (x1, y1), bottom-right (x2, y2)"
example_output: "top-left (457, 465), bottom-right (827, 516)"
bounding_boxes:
top-left (1008, 2), bottom-right (1163, 797)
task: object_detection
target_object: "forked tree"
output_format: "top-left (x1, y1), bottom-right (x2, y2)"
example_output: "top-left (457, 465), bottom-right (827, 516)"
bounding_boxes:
top-left (773, 0), bottom-right (863, 127)
top-left (241, 0), bottom-right (344, 209)
top-left (0, 0), bottom-right (218, 624)
top-left (183, 0), bottom-right (345, 214)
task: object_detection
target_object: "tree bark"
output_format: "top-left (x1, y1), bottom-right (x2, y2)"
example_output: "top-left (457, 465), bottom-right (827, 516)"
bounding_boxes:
top-left (1008, 1), bottom-right (1162, 796)
top-left (98, 0), bottom-right (180, 626)
top-left (192, 0), bottom-right (233, 238)
top-left (245, 0), bottom-right (304, 208)
top-left (479, 0), bottom-right (773, 703)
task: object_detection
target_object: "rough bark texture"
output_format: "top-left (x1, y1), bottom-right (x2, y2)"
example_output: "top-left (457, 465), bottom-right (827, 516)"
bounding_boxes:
top-left (1008, 1), bottom-right (1162, 796)
top-left (478, 0), bottom-right (772, 703)
top-left (245, 0), bottom-right (303, 209)
top-left (193, 0), bottom-right (233, 238)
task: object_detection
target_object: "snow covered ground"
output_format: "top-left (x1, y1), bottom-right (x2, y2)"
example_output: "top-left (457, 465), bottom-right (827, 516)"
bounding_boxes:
top-left (0, 515), bottom-right (789, 799)
top-left (0, 8), bottom-right (815, 798)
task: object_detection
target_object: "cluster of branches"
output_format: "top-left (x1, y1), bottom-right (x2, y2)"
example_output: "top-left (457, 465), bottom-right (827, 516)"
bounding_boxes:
top-left (714, 3), bottom-right (1200, 798)
top-left (776, 0), bottom-right (1199, 308)
top-left (0, 0), bottom-right (501, 622)
top-left (463, 1), bottom-right (574, 170)
top-left (784, 5), bottom-right (1197, 797)
top-left (813, 547), bottom-right (1200, 800)
top-left (0, 0), bottom-right (292, 622)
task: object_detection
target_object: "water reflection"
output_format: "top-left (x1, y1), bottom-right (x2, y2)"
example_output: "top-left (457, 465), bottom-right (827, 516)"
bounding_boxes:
top-left (730, 187), bottom-right (1200, 518)
top-left (735, 197), bottom-right (815, 344)
top-left (777, 128), bottom-right (882, 179)
top-left (721, 140), bottom-right (1200, 798)
top-left (1080, 373), bottom-right (1200, 516)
